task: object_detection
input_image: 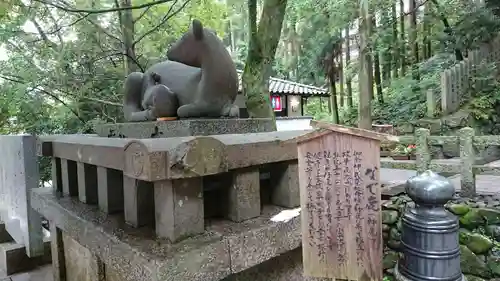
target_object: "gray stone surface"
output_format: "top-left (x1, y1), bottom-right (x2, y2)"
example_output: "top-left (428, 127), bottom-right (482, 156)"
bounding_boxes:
top-left (31, 188), bottom-right (301, 281)
top-left (0, 239), bottom-right (51, 276)
top-left (228, 168), bottom-right (261, 222)
top-left (222, 248), bottom-right (329, 281)
top-left (123, 176), bottom-right (154, 227)
top-left (154, 178), bottom-right (204, 242)
top-left (63, 233), bottom-right (104, 281)
top-left (95, 118), bottom-right (276, 138)
top-left (77, 163), bottom-right (98, 204)
top-left (60, 159), bottom-right (78, 197)
top-left (97, 167), bottom-right (123, 214)
top-left (0, 135), bottom-right (44, 258)
top-left (49, 223), bottom-right (65, 281)
top-left (271, 161), bottom-right (300, 208)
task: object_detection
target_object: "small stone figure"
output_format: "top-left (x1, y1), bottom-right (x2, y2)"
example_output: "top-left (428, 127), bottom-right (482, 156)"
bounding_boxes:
top-left (123, 19), bottom-right (240, 122)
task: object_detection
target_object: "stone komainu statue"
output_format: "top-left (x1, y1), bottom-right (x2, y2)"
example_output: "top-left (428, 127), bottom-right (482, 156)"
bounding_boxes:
top-left (123, 19), bottom-right (240, 121)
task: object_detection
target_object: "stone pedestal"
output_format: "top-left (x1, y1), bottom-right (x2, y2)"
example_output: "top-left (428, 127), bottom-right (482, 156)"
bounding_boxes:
top-left (95, 118), bottom-right (276, 138)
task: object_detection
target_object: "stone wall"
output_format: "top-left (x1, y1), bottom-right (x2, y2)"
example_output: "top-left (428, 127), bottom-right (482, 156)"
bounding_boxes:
top-left (382, 194), bottom-right (500, 281)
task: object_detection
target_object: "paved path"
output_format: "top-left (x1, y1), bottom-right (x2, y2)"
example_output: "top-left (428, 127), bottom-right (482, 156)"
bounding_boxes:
top-left (1, 265), bottom-right (52, 281)
top-left (381, 157), bottom-right (500, 195)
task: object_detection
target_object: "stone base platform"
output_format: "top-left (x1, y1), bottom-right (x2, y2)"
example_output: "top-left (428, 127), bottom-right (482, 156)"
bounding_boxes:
top-left (95, 118), bottom-right (276, 138)
top-left (31, 188), bottom-right (306, 281)
top-left (0, 224), bottom-right (51, 277)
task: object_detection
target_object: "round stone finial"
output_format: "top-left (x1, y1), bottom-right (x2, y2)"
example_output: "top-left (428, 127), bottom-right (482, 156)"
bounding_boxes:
top-left (405, 170), bottom-right (455, 206)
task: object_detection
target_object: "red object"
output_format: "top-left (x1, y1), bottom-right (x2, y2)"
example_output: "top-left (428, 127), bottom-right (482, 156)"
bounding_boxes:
top-left (271, 96), bottom-right (282, 111)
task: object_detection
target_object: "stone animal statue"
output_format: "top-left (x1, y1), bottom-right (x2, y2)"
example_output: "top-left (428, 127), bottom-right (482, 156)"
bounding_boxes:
top-left (123, 19), bottom-right (240, 121)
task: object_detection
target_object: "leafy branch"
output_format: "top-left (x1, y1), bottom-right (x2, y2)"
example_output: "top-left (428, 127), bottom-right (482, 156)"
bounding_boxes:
top-left (31, 0), bottom-right (177, 14)
top-left (133, 0), bottom-right (191, 46)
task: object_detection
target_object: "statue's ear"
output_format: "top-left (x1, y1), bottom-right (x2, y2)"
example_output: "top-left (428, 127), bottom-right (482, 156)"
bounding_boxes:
top-left (192, 19), bottom-right (204, 40)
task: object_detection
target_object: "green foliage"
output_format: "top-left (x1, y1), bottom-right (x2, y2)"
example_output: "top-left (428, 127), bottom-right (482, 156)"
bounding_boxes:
top-left (467, 62), bottom-right (500, 134)
top-left (0, 0), bottom-right (228, 137)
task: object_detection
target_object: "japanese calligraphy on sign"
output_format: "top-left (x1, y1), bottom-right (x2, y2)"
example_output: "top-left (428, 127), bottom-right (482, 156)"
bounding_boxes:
top-left (296, 123), bottom-right (384, 280)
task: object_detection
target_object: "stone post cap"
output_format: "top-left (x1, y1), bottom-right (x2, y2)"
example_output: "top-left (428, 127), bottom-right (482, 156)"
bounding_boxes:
top-left (405, 170), bottom-right (455, 206)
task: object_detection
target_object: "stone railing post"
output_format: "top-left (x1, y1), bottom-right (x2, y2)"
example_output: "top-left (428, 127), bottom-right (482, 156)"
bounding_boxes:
top-left (426, 89), bottom-right (436, 118)
top-left (395, 170), bottom-right (464, 281)
top-left (415, 128), bottom-right (430, 175)
top-left (459, 127), bottom-right (476, 196)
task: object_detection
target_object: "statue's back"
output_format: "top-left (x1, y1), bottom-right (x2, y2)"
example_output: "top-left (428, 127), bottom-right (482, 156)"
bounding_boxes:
top-left (144, 60), bottom-right (201, 106)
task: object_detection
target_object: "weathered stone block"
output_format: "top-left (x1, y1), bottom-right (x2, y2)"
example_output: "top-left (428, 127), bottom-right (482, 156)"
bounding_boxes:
top-left (225, 212), bottom-right (301, 274)
top-left (0, 135), bottom-right (45, 258)
top-left (0, 240), bottom-right (51, 276)
top-left (123, 176), bottom-right (154, 227)
top-left (96, 118), bottom-right (276, 138)
top-left (222, 248), bottom-right (329, 281)
top-left (63, 233), bottom-right (105, 281)
top-left (271, 161), bottom-right (300, 208)
top-left (228, 168), bottom-right (261, 222)
top-left (459, 127), bottom-right (476, 196)
top-left (97, 167), bottom-right (124, 214)
top-left (154, 178), bottom-right (204, 242)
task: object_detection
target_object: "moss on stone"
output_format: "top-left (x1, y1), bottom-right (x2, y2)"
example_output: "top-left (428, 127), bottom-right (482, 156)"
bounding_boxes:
top-left (383, 251), bottom-right (399, 270)
top-left (448, 203), bottom-right (471, 215)
top-left (477, 208), bottom-right (500, 224)
top-left (460, 245), bottom-right (492, 278)
top-left (465, 233), bottom-right (494, 254)
top-left (382, 210), bottom-right (399, 224)
top-left (460, 209), bottom-right (486, 229)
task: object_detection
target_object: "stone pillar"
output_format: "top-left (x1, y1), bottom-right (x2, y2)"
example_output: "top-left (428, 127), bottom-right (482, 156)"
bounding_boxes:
top-left (51, 158), bottom-right (62, 193)
top-left (395, 170), bottom-right (464, 281)
top-left (77, 163), bottom-right (98, 204)
top-left (50, 223), bottom-right (66, 281)
top-left (228, 167), bottom-right (261, 222)
top-left (271, 161), bottom-right (300, 208)
top-left (97, 167), bottom-right (124, 214)
top-left (61, 159), bottom-right (78, 197)
top-left (415, 128), bottom-right (431, 175)
top-left (459, 127), bottom-right (476, 197)
top-left (123, 176), bottom-right (154, 227)
top-left (154, 178), bottom-right (204, 242)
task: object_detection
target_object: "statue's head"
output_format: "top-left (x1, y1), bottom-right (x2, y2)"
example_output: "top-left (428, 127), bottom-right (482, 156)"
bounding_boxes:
top-left (167, 19), bottom-right (218, 67)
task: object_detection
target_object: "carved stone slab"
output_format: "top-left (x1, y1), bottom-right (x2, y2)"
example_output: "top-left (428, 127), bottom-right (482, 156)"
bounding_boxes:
top-left (95, 118), bottom-right (276, 138)
top-left (0, 135), bottom-right (44, 258)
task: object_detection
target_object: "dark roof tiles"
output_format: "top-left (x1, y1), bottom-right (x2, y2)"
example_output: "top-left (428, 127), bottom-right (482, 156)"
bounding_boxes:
top-left (236, 70), bottom-right (328, 96)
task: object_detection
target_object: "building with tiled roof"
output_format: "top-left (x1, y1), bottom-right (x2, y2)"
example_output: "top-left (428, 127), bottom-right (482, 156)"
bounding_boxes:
top-left (234, 70), bottom-right (329, 118)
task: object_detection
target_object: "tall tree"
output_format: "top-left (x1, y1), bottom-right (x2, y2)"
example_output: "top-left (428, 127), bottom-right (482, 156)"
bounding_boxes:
top-left (242, 0), bottom-right (288, 119)
top-left (358, 1), bottom-right (373, 129)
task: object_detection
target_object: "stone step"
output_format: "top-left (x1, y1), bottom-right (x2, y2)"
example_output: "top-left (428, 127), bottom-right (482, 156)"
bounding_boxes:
top-left (0, 225), bottom-right (51, 277)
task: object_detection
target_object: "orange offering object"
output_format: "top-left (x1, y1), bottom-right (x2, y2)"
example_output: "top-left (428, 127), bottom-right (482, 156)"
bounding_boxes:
top-left (156, 117), bottom-right (178, 121)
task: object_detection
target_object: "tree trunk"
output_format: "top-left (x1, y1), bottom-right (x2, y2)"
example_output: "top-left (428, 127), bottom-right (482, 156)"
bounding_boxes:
top-left (409, 0), bottom-right (419, 65)
top-left (339, 32), bottom-right (345, 108)
top-left (380, 10), bottom-right (391, 86)
top-left (374, 53), bottom-right (384, 104)
top-left (242, 0), bottom-right (287, 120)
top-left (358, 1), bottom-right (373, 129)
top-left (119, 0), bottom-right (138, 74)
top-left (391, 3), bottom-right (399, 78)
top-left (329, 74), bottom-right (339, 124)
top-left (338, 50), bottom-right (345, 107)
top-left (399, 0), bottom-right (406, 76)
top-left (345, 26), bottom-right (353, 108)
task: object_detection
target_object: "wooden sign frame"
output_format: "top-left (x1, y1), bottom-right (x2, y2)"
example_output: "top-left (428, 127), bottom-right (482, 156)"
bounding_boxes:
top-left (296, 121), bottom-right (383, 281)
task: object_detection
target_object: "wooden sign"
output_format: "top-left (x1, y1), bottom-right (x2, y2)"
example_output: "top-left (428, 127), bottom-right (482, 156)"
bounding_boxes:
top-left (296, 121), bottom-right (383, 280)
